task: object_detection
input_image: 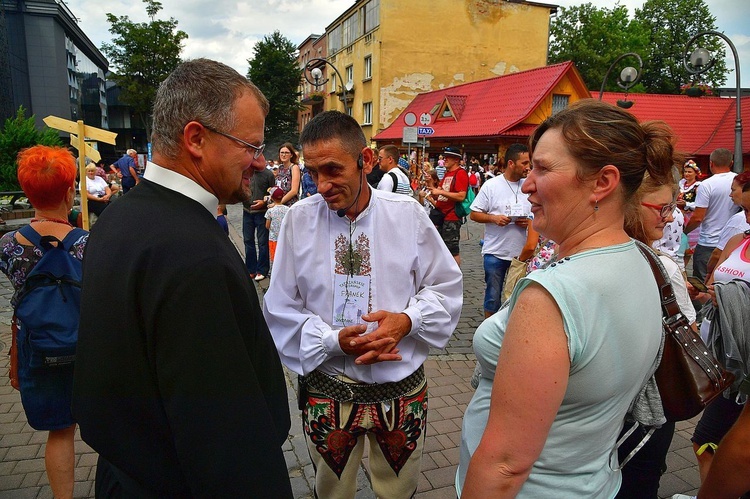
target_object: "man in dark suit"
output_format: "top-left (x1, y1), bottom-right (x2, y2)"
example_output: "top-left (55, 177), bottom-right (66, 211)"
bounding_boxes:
top-left (73, 59), bottom-right (292, 498)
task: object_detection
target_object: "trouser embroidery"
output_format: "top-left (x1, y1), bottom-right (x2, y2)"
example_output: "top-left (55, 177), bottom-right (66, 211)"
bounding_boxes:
top-left (302, 381), bottom-right (427, 479)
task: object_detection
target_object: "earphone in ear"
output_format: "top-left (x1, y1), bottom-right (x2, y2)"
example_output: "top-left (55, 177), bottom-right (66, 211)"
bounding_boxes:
top-left (357, 154), bottom-right (363, 170)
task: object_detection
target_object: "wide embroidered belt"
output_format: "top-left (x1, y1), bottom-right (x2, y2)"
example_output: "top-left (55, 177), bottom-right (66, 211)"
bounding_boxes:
top-left (301, 366), bottom-right (425, 404)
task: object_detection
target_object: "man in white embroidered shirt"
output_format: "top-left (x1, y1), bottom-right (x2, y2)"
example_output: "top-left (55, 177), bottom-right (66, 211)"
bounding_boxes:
top-left (263, 111), bottom-right (463, 499)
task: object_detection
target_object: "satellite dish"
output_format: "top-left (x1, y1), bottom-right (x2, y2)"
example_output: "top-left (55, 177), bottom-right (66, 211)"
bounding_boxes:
top-left (345, 80), bottom-right (354, 92)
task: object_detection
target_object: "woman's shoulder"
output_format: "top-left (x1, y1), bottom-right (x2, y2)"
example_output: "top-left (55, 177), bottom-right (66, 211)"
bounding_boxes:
top-left (725, 231), bottom-right (750, 255)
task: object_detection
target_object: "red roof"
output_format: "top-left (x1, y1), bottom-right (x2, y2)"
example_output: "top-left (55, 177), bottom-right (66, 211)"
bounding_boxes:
top-left (600, 92), bottom-right (750, 155)
top-left (374, 62), bottom-right (583, 141)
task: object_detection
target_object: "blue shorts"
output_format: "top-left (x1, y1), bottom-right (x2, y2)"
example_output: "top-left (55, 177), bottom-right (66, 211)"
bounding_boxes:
top-left (483, 254), bottom-right (511, 314)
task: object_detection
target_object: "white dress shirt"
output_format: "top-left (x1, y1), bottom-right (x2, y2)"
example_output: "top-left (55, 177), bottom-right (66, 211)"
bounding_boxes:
top-left (143, 161), bottom-right (218, 216)
top-left (263, 188), bottom-right (463, 384)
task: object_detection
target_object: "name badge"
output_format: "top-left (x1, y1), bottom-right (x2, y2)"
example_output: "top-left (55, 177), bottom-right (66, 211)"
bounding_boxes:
top-left (332, 274), bottom-right (371, 327)
top-left (510, 203), bottom-right (526, 217)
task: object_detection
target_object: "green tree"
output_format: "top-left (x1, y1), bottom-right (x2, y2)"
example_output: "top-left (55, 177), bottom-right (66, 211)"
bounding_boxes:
top-left (247, 31), bottom-right (301, 148)
top-left (0, 107), bottom-right (62, 191)
top-left (549, 3), bottom-right (648, 92)
top-left (635, 0), bottom-right (726, 94)
top-left (101, 0), bottom-right (187, 140)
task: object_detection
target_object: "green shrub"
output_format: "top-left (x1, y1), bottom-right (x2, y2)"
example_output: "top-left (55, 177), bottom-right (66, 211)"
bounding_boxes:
top-left (0, 106), bottom-right (63, 191)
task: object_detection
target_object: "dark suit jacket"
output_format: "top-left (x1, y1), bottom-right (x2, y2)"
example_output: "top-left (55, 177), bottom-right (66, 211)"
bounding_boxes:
top-left (73, 180), bottom-right (292, 497)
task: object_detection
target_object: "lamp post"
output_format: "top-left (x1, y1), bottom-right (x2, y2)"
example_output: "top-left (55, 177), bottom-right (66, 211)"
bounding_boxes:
top-left (684, 31), bottom-right (743, 173)
top-left (598, 52), bottom-right (643, 109)
top-left (303, 57), bottom-right (352, 115)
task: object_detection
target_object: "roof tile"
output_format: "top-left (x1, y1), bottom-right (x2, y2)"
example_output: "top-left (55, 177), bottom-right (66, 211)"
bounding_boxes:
top-left (375, 62), bottom-right (577, 141)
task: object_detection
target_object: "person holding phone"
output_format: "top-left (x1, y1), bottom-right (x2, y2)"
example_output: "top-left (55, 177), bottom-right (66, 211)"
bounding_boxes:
top-left (686, 181), bottom-right (750, 488)
top-left (468, 143), bottom-right (533, 318)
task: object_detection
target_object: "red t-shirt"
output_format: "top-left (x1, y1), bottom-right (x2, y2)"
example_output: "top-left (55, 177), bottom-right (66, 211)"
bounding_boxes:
top-left (436, 168), bottom-right (469, 221)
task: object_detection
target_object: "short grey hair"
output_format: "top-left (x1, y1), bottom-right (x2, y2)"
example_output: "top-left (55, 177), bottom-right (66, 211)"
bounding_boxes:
top-left (151, 58), bottom-right (269, 159)
top-left (126, 149), bottom-right (137, 155)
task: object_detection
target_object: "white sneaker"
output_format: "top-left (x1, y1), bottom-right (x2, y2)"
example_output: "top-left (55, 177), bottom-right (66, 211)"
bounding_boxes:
top-left (254, 274), bottom-right (266, 281)
top-left (671, 495), bottom-right (696, 499)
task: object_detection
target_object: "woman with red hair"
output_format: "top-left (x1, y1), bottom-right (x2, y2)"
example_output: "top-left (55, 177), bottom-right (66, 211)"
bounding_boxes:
top-left (0, 145), bottom-right (88, 499)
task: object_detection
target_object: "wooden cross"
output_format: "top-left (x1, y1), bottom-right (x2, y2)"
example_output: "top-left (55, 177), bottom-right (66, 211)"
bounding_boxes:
top-left (42, 116), bottom-right (117, 229)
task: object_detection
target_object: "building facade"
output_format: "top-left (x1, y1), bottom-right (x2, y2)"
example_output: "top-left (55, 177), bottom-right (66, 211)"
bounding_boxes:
top-left (298, 0), bottom-right (556, 143)
top-left (0, 0), bottom-right (108, 130)
top-left (374, 62), bottom-right (590, 164)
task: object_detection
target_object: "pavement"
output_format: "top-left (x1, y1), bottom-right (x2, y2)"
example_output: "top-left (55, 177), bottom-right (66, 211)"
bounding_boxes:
top-left (0, 203), bottom-right (701, 498)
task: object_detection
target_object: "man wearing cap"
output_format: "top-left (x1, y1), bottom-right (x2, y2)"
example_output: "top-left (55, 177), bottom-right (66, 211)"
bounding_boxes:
top-left (430, 146), bottom-right (469, 265)
top-left (243, 156), bottom-right (276, 281)
top-left (264, 111), bottom-right (462, 499)
top-left (469, 143), bottom-right (533, 317)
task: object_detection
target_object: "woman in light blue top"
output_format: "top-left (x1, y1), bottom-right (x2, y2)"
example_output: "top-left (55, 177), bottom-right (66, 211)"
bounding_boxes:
top-left (458, 100), bottom-right (681, 498)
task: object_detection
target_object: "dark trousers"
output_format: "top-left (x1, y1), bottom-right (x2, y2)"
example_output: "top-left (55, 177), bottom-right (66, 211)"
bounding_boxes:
top-left (692, 243), bottom-right (714, 282)
top-left (95, 455), bottom-right (191, 498)
top-left (616, 421), bottom-right (675, 499)
top-left (242, 210), bottom-right (269, 276)
top-left (88, 199), bottom-right (108, 217)
top-left (122, 176), bottom-right (136, 194)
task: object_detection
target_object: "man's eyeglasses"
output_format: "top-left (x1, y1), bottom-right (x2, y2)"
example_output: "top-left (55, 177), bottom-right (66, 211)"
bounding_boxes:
top-left (641, 201), bottom-right (677, 219)
top-left (200, 123), bottom-right (265, 159)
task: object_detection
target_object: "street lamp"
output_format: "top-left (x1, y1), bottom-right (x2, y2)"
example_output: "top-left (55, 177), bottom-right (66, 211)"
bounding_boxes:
top-left (598, 52), bottom-right (643, 109)
top-left (303, 57), bottom-right (352, 115)
top-left (684, 31), bottom-right (743, 173)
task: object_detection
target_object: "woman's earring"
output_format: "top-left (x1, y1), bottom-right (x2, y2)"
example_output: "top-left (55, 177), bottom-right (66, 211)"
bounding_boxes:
top-left (594, 197), bottom-right (599, 212)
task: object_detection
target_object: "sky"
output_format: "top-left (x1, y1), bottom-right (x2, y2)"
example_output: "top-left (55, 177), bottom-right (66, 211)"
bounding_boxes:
top-left (62, 0), bottom-right (750, 88)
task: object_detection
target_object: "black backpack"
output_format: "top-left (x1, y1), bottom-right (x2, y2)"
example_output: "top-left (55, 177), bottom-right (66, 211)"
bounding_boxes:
top-left (15, 225), bottom-right (87, 369)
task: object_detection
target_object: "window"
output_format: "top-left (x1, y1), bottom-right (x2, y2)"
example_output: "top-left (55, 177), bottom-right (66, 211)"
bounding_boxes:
top-left (364, 55), bottom-right (372, 80)
top-left (552, 94), bottom-right (569, 115)
top-left (363, 102), bottom-right (373, 125)
top-left (328, 25), bottom-right (341, 54)
top-left (343, 14), bottom-right (359, 47)
top-left (364, 0), bottom-right (380, 32)
top-left (331, 74), bottom-right (337, 93)
top-left (346, 65), bottom-right (354, 87)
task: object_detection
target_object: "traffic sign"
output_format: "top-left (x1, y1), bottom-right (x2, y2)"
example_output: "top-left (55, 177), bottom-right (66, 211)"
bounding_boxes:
top-left (402, 126), bottom-right (418, 143)
top-left (404, 112), bottom-right (417, 126)
top-left (419, 113), bottom-right (432, 126)
top-left (417, 126), bottom-right (434, 136)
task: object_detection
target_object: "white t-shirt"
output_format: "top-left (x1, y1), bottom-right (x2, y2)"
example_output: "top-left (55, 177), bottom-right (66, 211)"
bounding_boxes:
top-left (653, 207), bottom-right (685, 270)
top-left (695, 171), bottom-right (737, 246)
top-left (469, 175), bottom-right (531, 260)
top-left (85, 175), bottom-right (108, 197)
top-left (716, 210), bottom-right (749, 250)
top-left (377, 167), bottom-right (412, 196)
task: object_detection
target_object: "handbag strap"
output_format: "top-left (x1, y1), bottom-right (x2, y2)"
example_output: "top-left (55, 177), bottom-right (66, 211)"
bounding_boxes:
top-left (633, 240), bottom-right (682, 321)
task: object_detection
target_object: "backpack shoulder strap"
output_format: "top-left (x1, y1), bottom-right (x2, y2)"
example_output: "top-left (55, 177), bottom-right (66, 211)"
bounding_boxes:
top-left (17, 225), bottom-right (85, 254)
top-left (60, 228), bottom-right (87, 251)
top-left (17, 225), bottom-right (43, 249)
top-left (388, 171), bottom-right (399, 192)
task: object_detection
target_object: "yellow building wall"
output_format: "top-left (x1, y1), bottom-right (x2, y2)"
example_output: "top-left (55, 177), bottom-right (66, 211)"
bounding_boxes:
top-left (377, 0), bottom-right (552, 135)
top-left (322, 0), bottom-right (552, 143)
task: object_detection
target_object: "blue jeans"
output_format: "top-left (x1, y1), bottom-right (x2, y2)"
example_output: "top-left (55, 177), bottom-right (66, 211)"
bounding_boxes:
top-left (692, 243), bottom-right (714, 282)
top-left (483, 254), bottom-right (511, 314)
top-left (243, 211), bottom-right (269, 276)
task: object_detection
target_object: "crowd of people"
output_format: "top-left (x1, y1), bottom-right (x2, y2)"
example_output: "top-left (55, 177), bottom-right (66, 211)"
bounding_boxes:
top-left (2, 58), bottom-right (750, 499)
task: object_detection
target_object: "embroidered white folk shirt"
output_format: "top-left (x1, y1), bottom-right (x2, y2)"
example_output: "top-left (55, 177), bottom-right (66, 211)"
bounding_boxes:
top-left (262, 188), bottom-right (463, 384)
